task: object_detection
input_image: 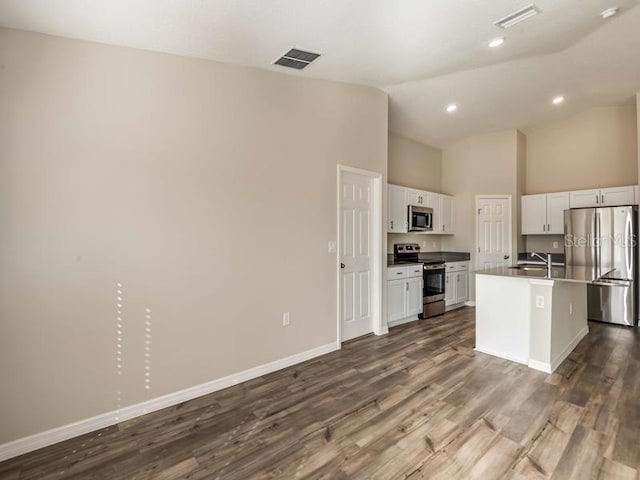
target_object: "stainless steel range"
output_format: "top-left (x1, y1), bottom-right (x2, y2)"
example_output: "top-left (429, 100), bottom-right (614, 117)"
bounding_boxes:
top-left (393, 243), bottom-right (446, 319)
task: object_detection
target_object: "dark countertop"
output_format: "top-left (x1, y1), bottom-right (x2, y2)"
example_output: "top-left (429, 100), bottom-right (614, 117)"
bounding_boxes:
top-left (420, 251), bottom-right (470, 262)
top-left (387, 251), bottom-right (470, 267)
top-left (476, 265), bottom-right (612, 284)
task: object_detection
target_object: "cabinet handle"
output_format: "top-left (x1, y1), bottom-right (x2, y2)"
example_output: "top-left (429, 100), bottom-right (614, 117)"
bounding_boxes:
top-left (601, 194), bottom-right (604, 205)
top-left (596, 195), bottom-right (599, 204)
top-left (390, 220), bottom-right (394, 230)
top-left (543, 224), bottom-right (546, 232)
top-left (406, 282), bottom-right (409, 291)
top-left (548, 223), bottom-right (550, 232)
top-left (442, 224), bottom-right (445, 231)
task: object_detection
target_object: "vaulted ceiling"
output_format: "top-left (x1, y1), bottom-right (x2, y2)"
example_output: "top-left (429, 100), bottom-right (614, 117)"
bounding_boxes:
top-left (1, 0), bottom-right (639, 146)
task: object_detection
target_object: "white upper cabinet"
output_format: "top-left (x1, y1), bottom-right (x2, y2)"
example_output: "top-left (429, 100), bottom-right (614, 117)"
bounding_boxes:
top-left (440, 195), bottom-right (454, 234)
top-left (522, 192), bottom-right (569, 235)
top-left (569, 186), bottom-right (635, 208)
top-left (388, 185), bottom-right (408, 233)
top-left (522, 194), bottom-right (547, 234)
top-left (569, 189), bottom-right (601, 208)
top-left (600, 186), bottom-right (635, 206)
top-left (546, 192), bottom-right (570, 234)
top-left (388, 184), bottom-right (454, 235)
top-left (407, 189), bottom-right (429, 206)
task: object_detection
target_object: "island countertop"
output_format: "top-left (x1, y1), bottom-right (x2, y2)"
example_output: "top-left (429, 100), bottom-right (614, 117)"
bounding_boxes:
top-left (476, 265), bottom-right (615, 284)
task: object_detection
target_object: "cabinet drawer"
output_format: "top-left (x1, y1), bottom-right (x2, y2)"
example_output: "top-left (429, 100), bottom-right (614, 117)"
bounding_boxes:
top-left (406, 265), bottom-right (423, 278)
top-left (388, 264), bottom-right (423, 279)
top-left (446, 261), bottom-right (469, 272)
top-left (388, 266), bottom-right (408, 279)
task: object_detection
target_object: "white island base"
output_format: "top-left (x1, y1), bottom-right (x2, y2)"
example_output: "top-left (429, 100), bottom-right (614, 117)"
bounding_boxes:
top-left (475, 273), bottom-right (589, 374)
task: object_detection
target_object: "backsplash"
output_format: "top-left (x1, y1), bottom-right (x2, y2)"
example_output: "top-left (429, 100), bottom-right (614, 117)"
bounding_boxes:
top-left (387, 233), bottom-right (442, 253)
top-left (524, 234), bottom-right (565, 254)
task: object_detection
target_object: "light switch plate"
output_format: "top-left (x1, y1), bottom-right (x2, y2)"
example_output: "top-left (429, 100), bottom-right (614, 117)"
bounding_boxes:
top-left (328, 241), bottom-right (337, 253)
top-left (536, 295), bottom-right (544, 308)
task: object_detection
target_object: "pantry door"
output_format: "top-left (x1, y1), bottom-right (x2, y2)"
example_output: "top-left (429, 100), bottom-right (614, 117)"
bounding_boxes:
top-left (476, 196), bottom-right (512, 270)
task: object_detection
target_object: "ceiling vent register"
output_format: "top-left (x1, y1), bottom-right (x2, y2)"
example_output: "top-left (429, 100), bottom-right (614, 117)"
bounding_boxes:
top-left (494, 4), bottom-right (540, 29)
top-left (274, 48), bottom-right (321, 70)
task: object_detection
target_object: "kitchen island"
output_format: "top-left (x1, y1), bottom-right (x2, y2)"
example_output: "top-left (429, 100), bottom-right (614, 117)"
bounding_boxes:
top-left (475, 265), bottom-right (604, 373)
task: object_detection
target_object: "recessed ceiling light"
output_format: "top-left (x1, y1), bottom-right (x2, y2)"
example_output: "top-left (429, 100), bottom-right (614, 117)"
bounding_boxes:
top-left (552, 95), bottom-right (565, 105)
top-left (488, 37), bottom-right (505, 48)
top-left (445, 104), bottom-right (458, 113)
top-left (600, 7), bottom-right (618, 19)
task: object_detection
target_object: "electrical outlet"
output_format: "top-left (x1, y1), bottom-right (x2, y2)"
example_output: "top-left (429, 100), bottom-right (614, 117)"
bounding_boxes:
top-left (553, 241), bottom-right (559, 249)
top-left (282, 312), bottom-right (291, 326)
top-left (536, 296), bottom-right (544, 308)
top-left (327, 241), bottom-right (336, 253)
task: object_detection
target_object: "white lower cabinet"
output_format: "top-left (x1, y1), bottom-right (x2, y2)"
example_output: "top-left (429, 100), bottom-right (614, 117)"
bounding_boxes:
top-left (445, 262), bottom-right (469, 309)
top-left (387, 265), bottom-right (423, 326)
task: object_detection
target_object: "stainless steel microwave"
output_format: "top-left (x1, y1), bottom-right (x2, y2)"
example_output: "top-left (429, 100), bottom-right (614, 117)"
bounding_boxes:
top-left (408, 205), bottom-right (433, 232)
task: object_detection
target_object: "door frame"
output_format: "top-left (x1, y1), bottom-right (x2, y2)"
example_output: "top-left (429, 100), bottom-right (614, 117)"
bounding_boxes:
top-left (475, 195), bottom-right (513, 270)
top-left (336, 165), bottom-right (384, 348)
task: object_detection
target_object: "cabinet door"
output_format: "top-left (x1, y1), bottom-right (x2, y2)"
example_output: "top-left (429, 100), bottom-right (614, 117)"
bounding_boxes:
top-left (406, 277), bottom-right (423, 316)
top-left (546, 192), bottom-right (570, 234)
top-left (445, 272), bottom-right (456, 306)
top-left (521, 194), bottom-right (547, 234)
top-left (407, 189), bottom-right (425, 206)
top-left (455, 272), bottom-right (468, 304)
top-left (387, 279), bottom-right (408, 322)
top-left (440, 195), bottom-right (454, 234)
top-left (388, 185), bottom-right (408, 233)
top-left (569, 189), bottom-right (600, 208)
top-left (601, 186), bottom-right (634, 207)
top-left (430, 194), bottom-right (442, 233)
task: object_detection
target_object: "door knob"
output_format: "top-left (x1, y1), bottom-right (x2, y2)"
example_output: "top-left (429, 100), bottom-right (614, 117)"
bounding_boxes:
top-left (341, 263), bottom-right (345, 269)
top-left (503, 255), bottom-right (510, 260)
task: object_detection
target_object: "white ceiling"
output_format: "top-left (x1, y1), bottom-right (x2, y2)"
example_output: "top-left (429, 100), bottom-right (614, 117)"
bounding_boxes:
top-left (1, 0), bottom-right (639, 146)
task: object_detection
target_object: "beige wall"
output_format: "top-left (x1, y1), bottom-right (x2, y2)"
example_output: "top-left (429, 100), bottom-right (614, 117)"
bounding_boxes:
top-left (441, 129), bottom-right (523, 299)
top-left (387, 132), bottom-right (443, 252)
top-left (523, 105), bottom-right (638, 194)
top-left (388, 132), bottom-right (442, 191)
top-left (0, 28), bottom-right (388, 444)
top-left (523, 104), bottom-right (637, 254)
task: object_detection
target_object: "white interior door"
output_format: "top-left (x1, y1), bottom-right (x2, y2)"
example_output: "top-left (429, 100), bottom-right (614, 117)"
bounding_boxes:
top-left (477, 196), bottom-right (512, 269)
top-left (341, 172), bottom-right (374, 341)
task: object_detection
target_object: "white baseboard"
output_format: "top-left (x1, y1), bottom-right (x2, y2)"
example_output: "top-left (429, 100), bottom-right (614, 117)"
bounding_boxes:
top-left (464, 301), bottom-right (476, 307)
top-left (550, 325), bottom-right (589, 372)
top-left (474, 346), bottom-right (528, 365)
top-left (528, 325), bottom-right (589, 374)
top-left (527, 358), bottom-right (552, 373)
top-left (0, 342), bottom-right (337, 463)
top-left (387, 315), bottom-right (419, 328)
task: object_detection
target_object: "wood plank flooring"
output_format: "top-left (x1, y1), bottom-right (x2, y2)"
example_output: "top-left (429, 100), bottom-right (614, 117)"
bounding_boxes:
top-left (2, 307), bottom-right (640, 479)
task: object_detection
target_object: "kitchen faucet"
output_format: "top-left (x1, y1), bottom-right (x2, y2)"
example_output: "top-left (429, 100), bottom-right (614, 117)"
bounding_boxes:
top-left (531, 252), bottom-right (553, 271)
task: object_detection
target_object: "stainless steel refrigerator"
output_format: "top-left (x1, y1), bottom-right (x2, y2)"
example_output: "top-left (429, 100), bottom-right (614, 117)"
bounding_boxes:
top-left (564, 206), bottom-right (638, 326)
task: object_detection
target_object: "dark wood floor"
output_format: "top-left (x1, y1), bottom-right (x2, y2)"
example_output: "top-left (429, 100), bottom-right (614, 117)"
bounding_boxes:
top-left (2, 307), bottom-right (640, 479)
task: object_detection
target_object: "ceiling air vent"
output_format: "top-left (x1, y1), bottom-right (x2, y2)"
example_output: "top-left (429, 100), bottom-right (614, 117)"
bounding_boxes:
top-left (273, 48), bottom-right (321, 70)
top-left (494, 4), bottom-right (540, 29)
